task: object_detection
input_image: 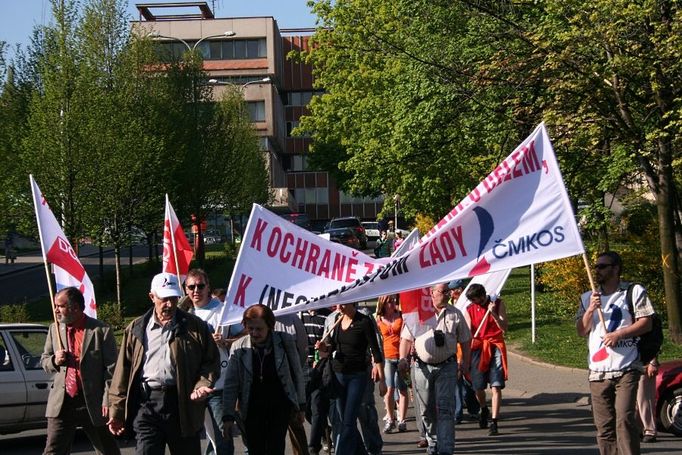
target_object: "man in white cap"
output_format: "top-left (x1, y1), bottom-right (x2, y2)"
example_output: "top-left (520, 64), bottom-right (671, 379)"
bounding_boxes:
top-left (107, 272), bottom-right (220, 454)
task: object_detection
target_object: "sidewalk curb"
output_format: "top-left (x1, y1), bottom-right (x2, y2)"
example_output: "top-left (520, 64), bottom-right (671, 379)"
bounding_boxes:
top-left (507, 349), bottom-right (588, 375)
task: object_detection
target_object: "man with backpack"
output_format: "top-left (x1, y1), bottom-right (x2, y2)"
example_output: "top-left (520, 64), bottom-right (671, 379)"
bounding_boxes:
top-left (576, 251), bottom-right (658, 455)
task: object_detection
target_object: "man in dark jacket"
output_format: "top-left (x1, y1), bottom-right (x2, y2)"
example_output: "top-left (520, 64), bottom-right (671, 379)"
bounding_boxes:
top-left (107, 272), bottom-right (219, 454)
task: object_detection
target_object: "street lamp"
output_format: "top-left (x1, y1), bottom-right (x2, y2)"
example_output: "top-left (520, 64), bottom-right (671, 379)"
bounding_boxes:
top-left (147, 30), bottom-right (236, 54)
top-left (208, 77), bottom-right (271, 88)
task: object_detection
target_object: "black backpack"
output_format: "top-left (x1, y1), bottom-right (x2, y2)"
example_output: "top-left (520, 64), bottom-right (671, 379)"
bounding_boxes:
top-left (625, 283), bottom-right (663, 364)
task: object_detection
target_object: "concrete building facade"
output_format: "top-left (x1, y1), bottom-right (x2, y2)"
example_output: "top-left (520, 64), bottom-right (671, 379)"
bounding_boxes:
top-left (133, 2), bottom-right (384, 223)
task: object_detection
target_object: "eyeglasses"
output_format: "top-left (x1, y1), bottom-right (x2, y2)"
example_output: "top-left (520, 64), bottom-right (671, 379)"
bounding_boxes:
top-left (594, 263), bottom-right (614, 270)
top-left (186, 283), bottom-right (207, 291)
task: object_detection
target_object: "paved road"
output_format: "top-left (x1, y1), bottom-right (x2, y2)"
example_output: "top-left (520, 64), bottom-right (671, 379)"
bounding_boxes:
top-left (1, 351), bottom-right (679, 454)
top-left (0, 244), bottom-right (155, 305)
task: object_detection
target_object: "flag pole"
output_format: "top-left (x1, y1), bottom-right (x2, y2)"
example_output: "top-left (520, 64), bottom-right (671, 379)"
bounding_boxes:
top-left (30, 175), bottom-right (63, 351)
top-left (582, 252), bottom-right (607, 332)
top-left (166, 195), bottom-right (184, 295)
top-left (319, 313), bottom-right (344, 344)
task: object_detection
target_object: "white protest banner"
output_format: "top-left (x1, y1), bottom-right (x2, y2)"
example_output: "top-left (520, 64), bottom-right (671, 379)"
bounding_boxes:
top-left (221, 123), bottom-right (584, 325)
top-left (219, 206), bottom-right (391, 324)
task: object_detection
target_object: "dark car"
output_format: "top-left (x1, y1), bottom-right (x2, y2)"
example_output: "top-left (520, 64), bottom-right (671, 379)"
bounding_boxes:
top-left (325, 227), bottom-right (361, 249)
top-left (657, 359), bottom-right (682, 435)
top-left (327, 217), bottom-right (367, 249)
top-left (282, 212), bottom-right (312, 231)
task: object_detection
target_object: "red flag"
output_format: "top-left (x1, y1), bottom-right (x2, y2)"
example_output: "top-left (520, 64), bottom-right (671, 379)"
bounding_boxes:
top-left (162, 195), bottom-right (193, 278)
top-left (400, 287), bottom-right (435, 323)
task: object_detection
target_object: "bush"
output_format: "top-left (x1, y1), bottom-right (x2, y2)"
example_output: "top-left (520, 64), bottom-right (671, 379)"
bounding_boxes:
top-left (536, 255), bottom-right (591, 318)
top-left (0, 303), bottom-right (31, 323)
top-left (96, 301), bottom-right (125, 330)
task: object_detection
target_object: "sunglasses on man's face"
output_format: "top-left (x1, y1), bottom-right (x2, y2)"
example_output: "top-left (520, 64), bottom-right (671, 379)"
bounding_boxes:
top-left (594, 263), bottom-right (614, 270)
top-left (186, 283), bottom-right (207, 291)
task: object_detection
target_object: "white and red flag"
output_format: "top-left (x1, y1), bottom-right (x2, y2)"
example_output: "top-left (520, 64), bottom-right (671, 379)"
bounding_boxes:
top-left (30, 175), bottom-right (97, 318)
top-left (162, 195), bottom-right (193, 283)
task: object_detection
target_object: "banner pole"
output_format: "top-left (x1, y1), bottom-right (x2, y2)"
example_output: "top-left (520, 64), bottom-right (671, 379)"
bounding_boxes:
top-left (319, 313), bottom-right (344, 344)
top-left (531, 263), bottom-right (536, 344)
top-left (473, 307), bottom-right (491, 338)
top-left (582, 252), bottom-right (607, 332)
top-left (30, 176), bottom-right (63, 351)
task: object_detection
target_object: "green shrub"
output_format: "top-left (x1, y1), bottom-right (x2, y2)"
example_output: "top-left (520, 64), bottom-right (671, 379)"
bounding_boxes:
top-left (0, 303), bottom-right (32, 323)
top-left (96, 301), bottom-right (125, 330)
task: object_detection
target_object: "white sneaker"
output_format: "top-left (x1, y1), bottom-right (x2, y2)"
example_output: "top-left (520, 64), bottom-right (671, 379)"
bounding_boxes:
top-left (383, 419), bottom-right (396, 433)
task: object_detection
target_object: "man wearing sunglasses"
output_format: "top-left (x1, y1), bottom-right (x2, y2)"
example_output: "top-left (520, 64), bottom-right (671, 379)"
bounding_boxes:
top-left (186, 268), bottom-right (239, 455)
top-left (576, 251), bottom-right (655, 455)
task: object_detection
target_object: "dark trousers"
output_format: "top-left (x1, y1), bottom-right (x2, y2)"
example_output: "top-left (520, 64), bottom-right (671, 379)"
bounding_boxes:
top-left (308, 387), bottom-right (331, 452)
top-left (133, 388), bottom-right (201, 455)
top-left (44, 393), bottom-right (120, 455)
top-left (244, 402), bottom-right (292, 455)
top-left (288, 410), bottom-right (310, 455)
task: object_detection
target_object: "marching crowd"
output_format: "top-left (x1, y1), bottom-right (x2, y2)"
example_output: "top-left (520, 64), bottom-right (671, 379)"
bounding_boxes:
top-left (40, 250), bottom-right (660, 455)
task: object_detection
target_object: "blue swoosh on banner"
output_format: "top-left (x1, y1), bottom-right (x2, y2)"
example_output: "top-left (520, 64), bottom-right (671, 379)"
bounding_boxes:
top-left (473, 206), bottom-right (494, 259)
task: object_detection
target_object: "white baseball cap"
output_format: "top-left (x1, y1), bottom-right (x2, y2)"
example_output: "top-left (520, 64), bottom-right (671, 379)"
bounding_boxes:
top-left (150, 273), bottom-right (182, 298)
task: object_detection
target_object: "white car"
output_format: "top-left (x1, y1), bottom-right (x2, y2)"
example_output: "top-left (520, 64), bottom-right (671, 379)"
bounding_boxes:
top-left (361, 221), bottom-right (380, 248)
top-left (0, 323), bottom-right (51, 434)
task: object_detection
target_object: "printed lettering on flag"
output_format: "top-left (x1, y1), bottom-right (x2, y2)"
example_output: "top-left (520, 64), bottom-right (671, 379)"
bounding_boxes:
top-left (220, 123), bottom-right (584, 326)
top-left (30, 175), bottom-right (97, 318)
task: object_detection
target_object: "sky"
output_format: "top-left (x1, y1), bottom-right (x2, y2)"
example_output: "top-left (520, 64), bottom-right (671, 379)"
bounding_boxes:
top-left (1, 0), bottom-right (318, 59)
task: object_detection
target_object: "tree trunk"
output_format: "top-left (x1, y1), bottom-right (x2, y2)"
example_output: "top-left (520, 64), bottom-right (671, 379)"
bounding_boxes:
top-left (655, 138), bottom-right (682, 343)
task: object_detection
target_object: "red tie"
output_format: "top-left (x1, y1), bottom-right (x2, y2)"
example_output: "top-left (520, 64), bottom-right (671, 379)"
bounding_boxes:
top-left (65, 327), bottom-right (78, 398)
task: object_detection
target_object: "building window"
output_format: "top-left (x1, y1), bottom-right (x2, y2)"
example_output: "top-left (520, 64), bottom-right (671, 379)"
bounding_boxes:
top-left (286, 91), bottom-right (322, 106)
top-left (156, 38), bottom-right (267, 62)
top-left (316, 187), bottom-right (329, 204)
top-left (247, 101), bottom-right (266, 122)
top-left (286, 121), bottom-right (299, 137)
top-left (257, 136), bottom-right (268, 151)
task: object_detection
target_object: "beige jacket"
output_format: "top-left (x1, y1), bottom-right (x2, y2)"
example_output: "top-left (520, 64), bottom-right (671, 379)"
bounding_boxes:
top-left (41, 316), bottom-right (118, 427)
top-left (108, 309), bottom-right (219, 437)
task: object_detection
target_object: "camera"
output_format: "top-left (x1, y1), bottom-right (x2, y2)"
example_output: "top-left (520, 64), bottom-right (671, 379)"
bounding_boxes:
top-left (434, 330), bottom-right (445, 347)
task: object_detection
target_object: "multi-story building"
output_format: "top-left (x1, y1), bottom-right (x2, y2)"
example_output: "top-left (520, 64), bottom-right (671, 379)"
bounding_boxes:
top-left (133, 2), bottom-right (384, 224)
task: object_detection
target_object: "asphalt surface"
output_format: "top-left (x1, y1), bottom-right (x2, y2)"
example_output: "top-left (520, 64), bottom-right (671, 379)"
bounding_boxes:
top-left (0, 244), bottom-right (154, 304)
top-left (1, 249), bottom-right (680, 453)
top-left (1, 351), bottom-right (680, 454)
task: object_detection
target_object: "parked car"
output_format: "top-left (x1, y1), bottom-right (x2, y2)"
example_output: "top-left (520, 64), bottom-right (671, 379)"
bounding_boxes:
top-left (325, 227), bottom-right (361, 249)
top-left (327, 217), bottom-right (367, 249)
top-left (361, 221), bottom-right (380, 248)
top-left (203, 229), bottom-right (223, 245)
top-left (281, 212), bottom-right (312, 231)
top-left (657, 358), bottom-right (682, 436)
top-left (0, 323), bottom-right (51, 434)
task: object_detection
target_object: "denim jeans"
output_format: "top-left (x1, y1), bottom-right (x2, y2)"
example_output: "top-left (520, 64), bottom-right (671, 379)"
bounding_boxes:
top-left (455, 376), bottom-right (480, 421)
top-left (358, 375), bottom-right (382, 454)
top-left (334, 371), bottom-right (368, 455)
top-left (205, 390), bottom-right (234, 455)
top-left (412, 360), bottom-right (457, 454)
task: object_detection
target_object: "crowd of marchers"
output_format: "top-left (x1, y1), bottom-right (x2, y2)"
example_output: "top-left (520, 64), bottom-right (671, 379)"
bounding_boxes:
top-left (40, 249), bottom-right (661, 455)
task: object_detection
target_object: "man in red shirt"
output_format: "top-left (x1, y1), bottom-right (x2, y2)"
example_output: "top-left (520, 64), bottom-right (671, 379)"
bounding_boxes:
top-left (465, 283), bottom-right (509, 436)
top-left (41, 287), bottom-right (120, 454)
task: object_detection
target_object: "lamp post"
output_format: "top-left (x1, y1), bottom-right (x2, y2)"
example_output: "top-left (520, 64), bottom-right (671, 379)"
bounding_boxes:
top-left (207, 77), bottom-right (271, 89)
top-left (393, 194), bottom-right (400, 234)
top-left (147, 30), bottom-right (236, 54)
top-left (147, 30), bottom-right (236, 265)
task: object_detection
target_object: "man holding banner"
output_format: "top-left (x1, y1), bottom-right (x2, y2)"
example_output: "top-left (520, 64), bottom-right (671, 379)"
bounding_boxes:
top-left (398, 282), bottom-right (471, 455)
top-left (465, 283), bottom-right (508, 436)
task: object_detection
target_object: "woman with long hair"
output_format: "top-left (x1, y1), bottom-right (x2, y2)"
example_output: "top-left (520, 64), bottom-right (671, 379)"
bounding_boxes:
top-left (317, 303), bottom-right (386, 455)
top-left (376, 294), bottom-right (409, 433)
top-left (222, 304), bottom-right (306, 455)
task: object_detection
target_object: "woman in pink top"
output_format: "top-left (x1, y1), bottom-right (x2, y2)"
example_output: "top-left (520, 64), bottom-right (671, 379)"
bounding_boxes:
top-left (375, 294), bottom-right (409, 433)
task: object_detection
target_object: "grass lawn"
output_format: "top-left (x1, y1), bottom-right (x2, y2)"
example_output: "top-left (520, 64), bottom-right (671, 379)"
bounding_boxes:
top-left (503, 266), bottom-right (682, 368)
